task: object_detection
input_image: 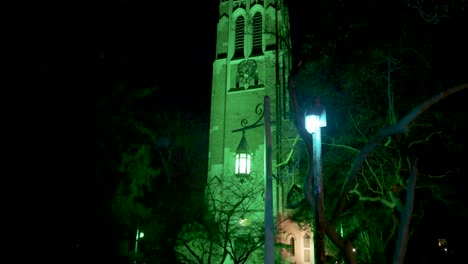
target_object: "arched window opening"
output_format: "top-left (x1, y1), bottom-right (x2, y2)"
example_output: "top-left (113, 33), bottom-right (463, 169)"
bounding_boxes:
top-left (290, 237), bottom-right (295, 256)
top-left (252, 12), bottom-right (262, 55)
top-left (234, 16), bottom-right (245, 58)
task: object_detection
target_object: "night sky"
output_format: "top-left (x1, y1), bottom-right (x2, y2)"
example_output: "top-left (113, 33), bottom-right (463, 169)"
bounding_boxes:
top-left (11, 0), bottom-right (466, 261)
top-left (8, 0), bottom-right (219, 257)
top-left (9, 0), bottom-right (218, 115)
top-left (86, 0), bottom-right (219, 115)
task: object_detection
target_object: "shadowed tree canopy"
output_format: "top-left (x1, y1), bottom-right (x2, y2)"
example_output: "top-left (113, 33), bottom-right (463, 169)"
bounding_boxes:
top-left (284, 0), bottom-right (467, 263)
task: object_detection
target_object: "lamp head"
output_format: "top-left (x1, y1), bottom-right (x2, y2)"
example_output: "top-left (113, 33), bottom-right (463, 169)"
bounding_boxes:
top-left (305, 105), bottom-right (326, 134)
top-left (235, 131), bottom-right (251, 181)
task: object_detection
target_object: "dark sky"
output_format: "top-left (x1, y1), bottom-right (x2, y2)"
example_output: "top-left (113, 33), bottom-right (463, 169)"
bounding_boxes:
top-left (94, 0), bottom-right (219, 115)
top-left (9, 0), bottom-right (218, 115)
top-left (7, 1), bottom-right (219, 253)
top-left (10, 0), bottom-right (466, 114)
top-left (113, 1), bottom-right (219, 115)
top-left (10, 0), bottom-right (465, 259)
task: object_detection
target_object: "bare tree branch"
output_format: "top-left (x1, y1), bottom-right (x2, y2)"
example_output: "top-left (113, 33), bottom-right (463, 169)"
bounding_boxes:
top-left (350, 184), bottom-right (398, 209)
top-left (289, 63), bottom-right (466, 262)
top-left (392, 154), bottom-right (418, 264)
top-left (332, 83), bottom-right (468, 230)
top-left (183, 241), bottom-right (204, 264)
top-left (348, 111), bottom-right (368, 139)
top-left (275, 135), bottom-right (300, 168)
top-left (407, 131), bottom-right (443, 148)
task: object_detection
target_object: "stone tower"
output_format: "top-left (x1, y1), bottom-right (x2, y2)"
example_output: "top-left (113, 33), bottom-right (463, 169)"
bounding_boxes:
top-left (207, 0), bottom-right (314, 263)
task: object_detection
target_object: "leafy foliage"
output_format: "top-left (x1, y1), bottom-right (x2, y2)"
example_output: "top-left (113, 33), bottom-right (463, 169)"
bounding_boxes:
top-left (92, 79), bottom-right (209, 263)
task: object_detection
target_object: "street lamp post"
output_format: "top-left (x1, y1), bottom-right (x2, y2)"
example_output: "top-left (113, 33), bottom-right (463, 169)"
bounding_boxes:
top-left (232, 96), bottom-right (274, 264)
top-left (263, 96), bottom-right (274, 264)
top-left (305, 98), bottom-right (326, 264)
top-left (134, 222), bottom-right (144, 264)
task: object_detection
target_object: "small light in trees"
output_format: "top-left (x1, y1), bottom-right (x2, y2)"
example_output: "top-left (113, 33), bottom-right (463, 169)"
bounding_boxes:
top-left (438, 239), bottom-right (448, 253)
top-left (139, 232), bottom-right (144, 238)
top-left (352, 248), bottom-right (356, 253)
top-left (239, 218), bottom-right (248, 226)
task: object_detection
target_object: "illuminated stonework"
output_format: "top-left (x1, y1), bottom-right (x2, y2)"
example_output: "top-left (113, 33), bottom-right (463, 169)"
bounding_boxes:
top-left (279, 217), bottom-right (314, 263)
top-left (207, 0), bottom-right (314, 263)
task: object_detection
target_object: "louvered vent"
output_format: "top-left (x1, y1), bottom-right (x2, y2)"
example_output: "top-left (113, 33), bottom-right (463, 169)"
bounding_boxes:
top-left (252, 12), bottom-right (262, 52)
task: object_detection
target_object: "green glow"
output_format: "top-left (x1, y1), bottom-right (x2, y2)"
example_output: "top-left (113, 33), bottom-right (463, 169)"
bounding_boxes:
top-left (239, 218), bottom-right (249, 226)
top-left (205, 1), bottom-right (293, 263)
top-left (139, 232), bottom-right (144, 238)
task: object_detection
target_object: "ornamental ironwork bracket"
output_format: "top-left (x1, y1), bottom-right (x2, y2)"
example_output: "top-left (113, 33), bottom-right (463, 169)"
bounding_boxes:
top-left (232, 103), bottom-right (275, 133)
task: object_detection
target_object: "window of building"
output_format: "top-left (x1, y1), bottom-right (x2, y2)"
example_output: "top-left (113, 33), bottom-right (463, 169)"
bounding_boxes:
top-left (234, 16), bottom-right (245, 58)
top-left (252, 12), bottom-right (262, 55)
top-left (290, 237), bottom-right (295, 256)
top-left (304, 234), bottom-right (311, 262)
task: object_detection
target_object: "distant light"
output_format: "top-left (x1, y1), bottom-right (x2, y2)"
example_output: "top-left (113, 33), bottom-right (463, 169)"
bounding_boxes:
top-left (139, 232), bottom-right (144, 238)
top-left (239, 218), bottom-right (248, 226)
top-left (352, 248), bottom-right (356, 252)
top-left (438, 238), bottom-right (447, 252)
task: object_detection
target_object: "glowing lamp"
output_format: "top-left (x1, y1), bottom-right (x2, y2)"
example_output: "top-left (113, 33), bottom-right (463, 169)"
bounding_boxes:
top-left (305, 105), bottom-right (326, 134)
top-left (235, 131), bottom-right (251, 182)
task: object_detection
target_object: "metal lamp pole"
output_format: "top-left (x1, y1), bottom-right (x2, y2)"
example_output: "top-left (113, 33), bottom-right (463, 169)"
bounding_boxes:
top-left (232, 96), bottom-right (274, 263)
top-left (312, 123), bottom-right (325, 264)
top-left (264, 96), bottom-right (274, 264)
top-left (134, 222), bottom-right (144, 264)
top-left (305, 99), bottom-right (326, 264)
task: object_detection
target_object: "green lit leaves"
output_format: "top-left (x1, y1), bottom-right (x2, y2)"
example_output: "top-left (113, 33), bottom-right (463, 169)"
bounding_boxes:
top-left (119, 144), bottom-right (159, 194)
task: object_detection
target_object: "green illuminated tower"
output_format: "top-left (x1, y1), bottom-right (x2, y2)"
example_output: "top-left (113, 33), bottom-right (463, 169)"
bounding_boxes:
top-left (208, 0), bottom-right (314, 263)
